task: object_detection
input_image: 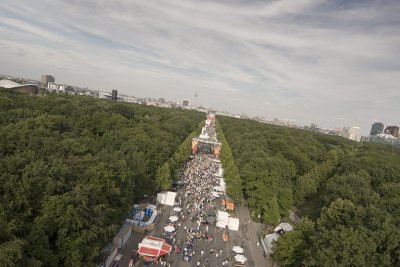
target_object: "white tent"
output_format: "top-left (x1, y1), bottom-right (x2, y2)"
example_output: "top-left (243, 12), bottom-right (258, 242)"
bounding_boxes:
top-left (157, 193), bottom-right (166, 204)
top-left (216, 220), bottom-right (228, 228)
top-left (212, 192), bottom-right (221, 198)
top-left (169, 216), bottom-right (179, 222)
top-left (228, 217), bottom-right (240, 231)
top-left (274, 222), bottom-right (294, 233)
top-left (164, 192), bottom-right (176, 206)
top-left (234, 254), bottom-right (247, 263)
top-left (172, 207), bottom-right (182, 212)
top-left (164, 225), bottom-right (175, 232)
top-left (264, 233), bottom-right (280, 254)
top-left (217, 210), bottom-right (229, 221)
top-left (232, 246), bottom-right (244, 254)
top-left (213, 185), bottom-right (224, 192)
top-left (216, 210), bottom-right (229, 228)
top-left (157, 191), bottom-right (176, 206)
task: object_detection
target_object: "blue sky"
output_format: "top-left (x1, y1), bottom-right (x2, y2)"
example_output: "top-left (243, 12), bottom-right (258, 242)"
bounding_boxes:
top-left (1, 0), bottom-right (399, 134)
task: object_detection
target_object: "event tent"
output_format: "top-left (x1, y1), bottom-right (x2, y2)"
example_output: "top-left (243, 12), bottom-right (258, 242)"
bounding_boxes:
top-left (138, 236), bottom-right (172, 262)
top-left (274, 222), bottom-right (293, 233)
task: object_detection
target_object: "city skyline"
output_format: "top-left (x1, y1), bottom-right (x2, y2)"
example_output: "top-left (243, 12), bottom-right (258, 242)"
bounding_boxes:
top-left (1, 0), bottom-right (400, 135)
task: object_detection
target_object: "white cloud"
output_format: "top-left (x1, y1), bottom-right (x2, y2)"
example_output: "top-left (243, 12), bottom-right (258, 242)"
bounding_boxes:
top-left (0, 0), bottom-right (399, 134)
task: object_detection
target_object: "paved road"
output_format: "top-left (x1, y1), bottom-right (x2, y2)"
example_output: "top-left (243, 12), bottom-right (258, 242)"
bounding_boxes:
top-left (118, 201), bottom-right (269, 267)
top-left (117, 155), bottom-right (269, 267)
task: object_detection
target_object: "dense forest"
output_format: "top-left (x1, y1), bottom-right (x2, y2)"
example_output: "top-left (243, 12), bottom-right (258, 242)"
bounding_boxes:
top-left (0, 89), bottom-right (203, 266)
top-left (218, 116), bottom-right (400, 266)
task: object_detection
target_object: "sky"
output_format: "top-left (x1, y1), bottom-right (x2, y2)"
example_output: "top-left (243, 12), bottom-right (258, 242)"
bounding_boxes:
top-left (0, 0), bottom-right (399, 134)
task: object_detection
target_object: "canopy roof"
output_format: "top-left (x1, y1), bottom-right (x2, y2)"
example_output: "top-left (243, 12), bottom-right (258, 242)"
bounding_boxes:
top-left (138, 236), bottom-right (172, 258)
top-left (0, 79), bottom-right (38, 89)
top-left (274, 222), bottom-right (293, 233)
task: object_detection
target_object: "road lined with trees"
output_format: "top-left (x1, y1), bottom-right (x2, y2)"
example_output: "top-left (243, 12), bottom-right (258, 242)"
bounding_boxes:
top-left (1, 88), bottom-right (399, 266)
top-left (0, 89), bottom-right (203, 266)
top-left (218, 116), bottom-right (400, 266)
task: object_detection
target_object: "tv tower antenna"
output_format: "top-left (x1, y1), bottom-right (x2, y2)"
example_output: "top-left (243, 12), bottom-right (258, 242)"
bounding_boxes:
top-left (194, 92), bottom-right (198, 108)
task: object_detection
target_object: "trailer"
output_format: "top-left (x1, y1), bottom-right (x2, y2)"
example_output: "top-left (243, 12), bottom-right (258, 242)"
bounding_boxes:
top-left (113, 223), bottom-right (132, 249)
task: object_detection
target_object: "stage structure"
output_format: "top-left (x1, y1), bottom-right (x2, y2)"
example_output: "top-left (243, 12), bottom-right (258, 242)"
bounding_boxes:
top-left (192, 114), bottom-right (222, 157)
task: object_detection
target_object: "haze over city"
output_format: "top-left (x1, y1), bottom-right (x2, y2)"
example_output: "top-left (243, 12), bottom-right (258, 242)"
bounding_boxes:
top-left (1, 0), bottom-right (399, 134)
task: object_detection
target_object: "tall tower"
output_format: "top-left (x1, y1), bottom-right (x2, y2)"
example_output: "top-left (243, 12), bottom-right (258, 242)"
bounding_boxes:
top-left (182, 99), bottom-right (190, 108)
top-left (41, 75), bottom-right (55, 87)
top-left (111, 89), bottom-right (118, 101)
top-left (370, 122), bottom-right (384, 135)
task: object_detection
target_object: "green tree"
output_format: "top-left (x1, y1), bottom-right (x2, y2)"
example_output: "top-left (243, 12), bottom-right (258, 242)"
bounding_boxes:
top-left (278, 188), bottom-right (293, 216)
top-left (274, 217), bottom-right (314, 267)
top-left (155, 162), bottom-right (172, 191)
top-left (263, 195), bottom-right (280, 225)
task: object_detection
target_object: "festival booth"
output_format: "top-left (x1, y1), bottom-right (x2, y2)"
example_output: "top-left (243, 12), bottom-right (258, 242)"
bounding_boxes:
top-left (263, 233), bottom-right (280, 255)
top-left (137, 236), bottom-right (172, 262)
top-left (101, 243), bottom-right (118, 267)
top-left (112, 223), bottom-right (132, 249)
top-left (225, 197), bottom-right (235, 211)
top-left (232, 246), bottom-right (244, 254)
top-left (212, 191), bottom-right (221, 198)
top-left (157, 191), bottom-right (176, 206)
top-left (126, 204), bottom-right (158, 227)
top-left (213, 185), bottom-right (225, 193)
top-left (216, 210), bottom-right (240, 231)
top-left (228, 217), bottom-right (240, 231)
top-left (216, 210), bottom-right (229, 228)
top-left (274, 222), bottom-right (294, 235)
top-left (234, 254), bottom-right (247, 266)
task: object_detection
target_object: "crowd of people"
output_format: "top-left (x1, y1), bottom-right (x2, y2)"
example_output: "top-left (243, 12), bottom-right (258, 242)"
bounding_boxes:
top-left (159, 150), bottom-right (234, 266)
top-left (183, 154), bottom-right (222, 258)
top-left (153, 119), bottom-right (245, 267)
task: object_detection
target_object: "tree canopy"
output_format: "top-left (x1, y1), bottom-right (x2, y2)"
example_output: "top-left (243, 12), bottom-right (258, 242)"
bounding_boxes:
top-left (218, 115), bottom-right (400, 266)
top-left (0, 89), bottom-right (203, 266)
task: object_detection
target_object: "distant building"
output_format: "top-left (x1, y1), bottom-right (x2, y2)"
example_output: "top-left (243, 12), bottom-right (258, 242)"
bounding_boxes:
top-left (111, 89), bottom-right (118, 101)
top-left (47, 82), bottom-right (65, 93)
top-left (98, 91), bottom-right (111, 99)
top-left (344, 126), bottom-right (361, 142)
top-left (384, 126), bottom-right (399, 138)
top-left (369, 133), bottom-right (399, 146)
top-left (370, 122), bottom-right (384, 135)
top-left (146, 99), bottom-right (158, 106)
top-left (0, 79), bottom-right (38, 95)
top-left (182, 99), bottom-right (190, 108)
top-left (119, 95), bottom-right (138, 103)
top-left (41, 75), bottom-right (55, 87)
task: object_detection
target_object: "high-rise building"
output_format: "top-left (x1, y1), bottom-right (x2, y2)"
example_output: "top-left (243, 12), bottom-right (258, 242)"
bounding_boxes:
top-left (111, 89), bottom-right (118, 101)
top-left (41, 75), bottom-right (55, 87)
top-left (369, 122), bottom-right (384, 135)
top-left (385, 126), bottom-right (399, 138)
top-left (344, 126), bottom-right (361, 142)
top-left (182, 99), bottom-right (190, 108)
top-left (370, 122), bottom-right (384, 135)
